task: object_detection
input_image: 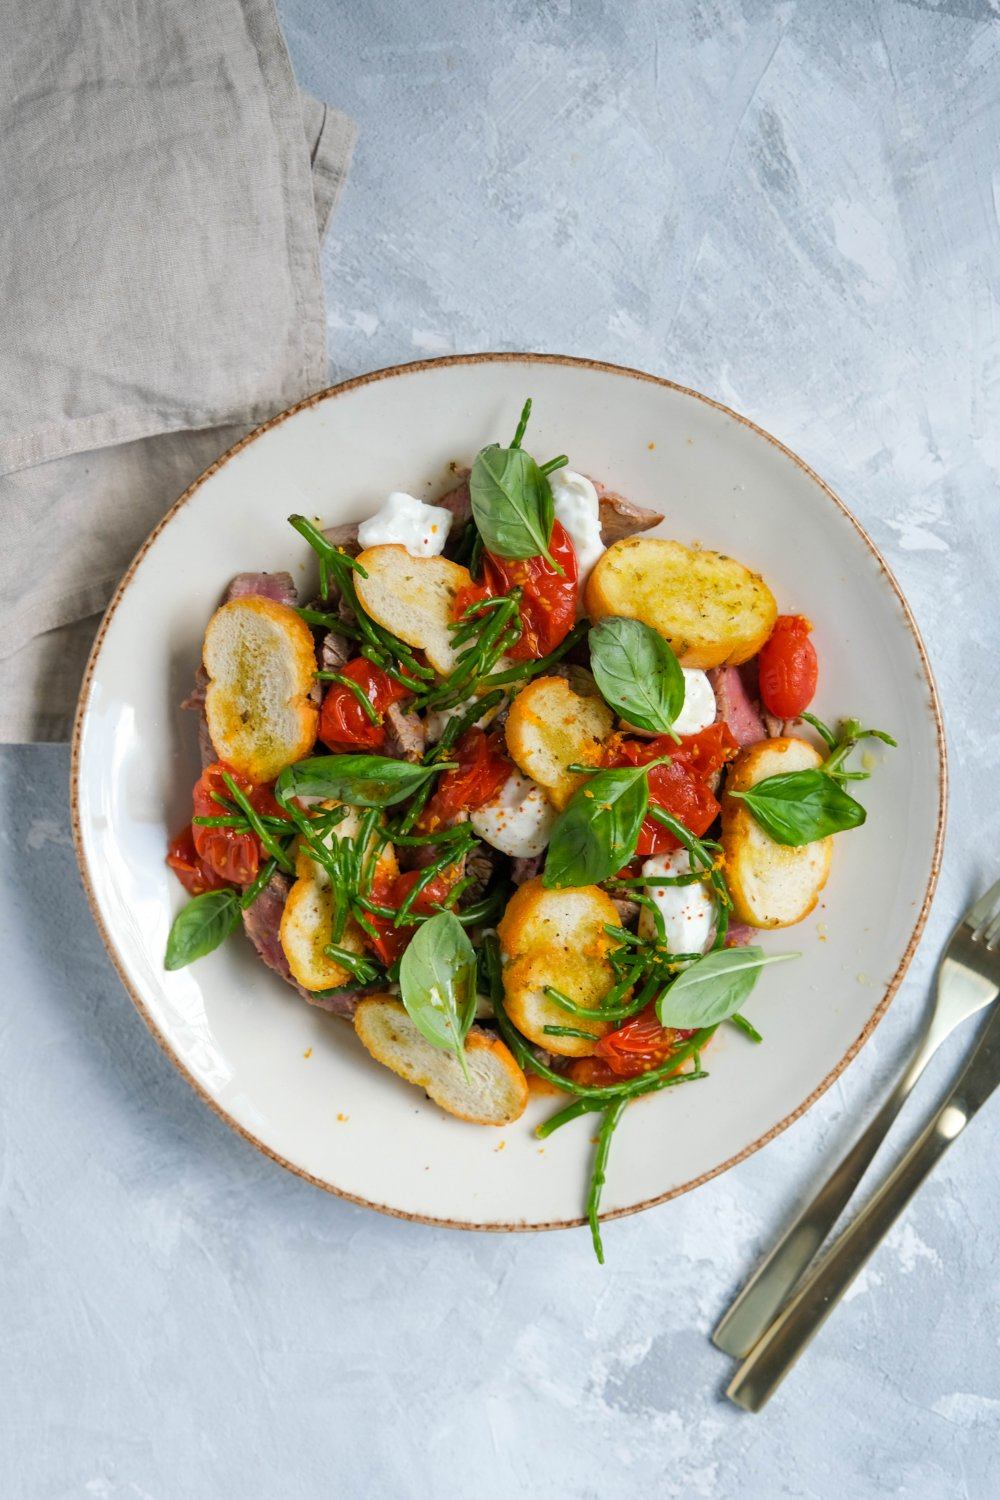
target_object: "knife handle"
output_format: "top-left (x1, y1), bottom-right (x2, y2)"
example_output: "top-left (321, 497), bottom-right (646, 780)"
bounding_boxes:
top-left (725, 1093), bottom-right (969, 1412)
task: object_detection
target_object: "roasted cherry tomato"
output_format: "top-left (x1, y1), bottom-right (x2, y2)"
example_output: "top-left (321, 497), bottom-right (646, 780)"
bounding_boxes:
top-left (607, 724), bottom-right (738, 855)
top-left (592, 1006), bottom-right (696, 1079)
top-left (452, 580), bottom-right (492, 622)
top-left (480, 519), bottom-right (579, 659)
top-left (191, 761), bottom-right (285, 886)
top-left (420, 727), bottom-right (511, 831)
top-left (166, 825), bottom-right (233, 896)
top-left (318, 657), bottom-right (411, 752)
top-left (364, 869), bottom-right (456, 966)
top-left (758, 615), bottom-right (818, 720)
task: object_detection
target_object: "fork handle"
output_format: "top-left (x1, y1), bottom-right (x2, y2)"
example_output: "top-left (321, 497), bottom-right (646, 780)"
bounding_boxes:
top-left (713, 1038), bottom-right (932, 1359)
top-left (725, 1092), bottom-right (968, 1411)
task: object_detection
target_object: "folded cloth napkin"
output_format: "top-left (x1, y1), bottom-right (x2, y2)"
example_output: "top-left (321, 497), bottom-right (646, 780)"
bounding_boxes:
top-left (0, 0), bottom-right (356, 742)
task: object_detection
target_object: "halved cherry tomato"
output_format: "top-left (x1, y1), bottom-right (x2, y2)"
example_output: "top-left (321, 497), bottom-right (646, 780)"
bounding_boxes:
top-left (166, 825), bottom-right (233, 896)
top-left (319, 657), bottom-right (411, 752)
top-left (590, 1005), bottom-right (697, 1080)
top-left (758, 615), bottom-right (818, 720)
top-left (420, 727), bottom-right (511, 831)
top-left (607, 724), bottom-right (738, 855)
top-left (480, 519), bottom-right (579, 659)
top-left (671, 722), bottom-right (740, 780)
top-left (452, 580), bottom-right (492, 622)
top-left (364, 869), bottom-right (456, 965)
top-left (191, 762), bottom-right (286, 886)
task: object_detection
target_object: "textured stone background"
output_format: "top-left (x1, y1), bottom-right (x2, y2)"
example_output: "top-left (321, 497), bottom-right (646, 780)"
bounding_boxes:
top-left (3, 2), bottom-right (1000, 1495)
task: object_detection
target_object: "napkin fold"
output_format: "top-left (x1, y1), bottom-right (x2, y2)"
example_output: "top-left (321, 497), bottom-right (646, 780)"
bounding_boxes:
top-left (0, 0), bottom-right (356, 742)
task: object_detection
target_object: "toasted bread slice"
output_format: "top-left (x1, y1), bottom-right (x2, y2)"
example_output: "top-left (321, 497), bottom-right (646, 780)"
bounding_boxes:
top-left (497, 879), bottom-right (623, 1056)
top-left (584, 537), bottom-right (777, 669)
top-left (281, 801), bottom-right (394, 990)
top-left (497, 878), bottom-right (622, 961)
top-left (722, 737), bottom-right (833, 928)
top-left (203, 595), bottom-right (318, 782)
top-left (354, 997), bottom-right (528, 1125)
top-left (505, 677), bottom-right (614, 809)
top-left (353, 545), bottom-right (472, 676)
top-left (502, 951), bottom-right (616, 1056)
top-left (279, 878), bottom-right (368, 991)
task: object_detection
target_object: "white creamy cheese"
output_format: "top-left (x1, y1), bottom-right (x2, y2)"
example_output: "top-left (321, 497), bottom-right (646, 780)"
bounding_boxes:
top-left (638, 849), bottom-right (716, 955)
top-left (673, 669), bottom-right (717, 736)
top-left (548, 468), bottom-right (605, 584)
top-left (424, 696), bottom-right (503, 744)
top-left (470, 773), bottom-right (556, 858)
top-left (356, 491), bottom-right (452, 557)
top-left (622, 668), bottom-right (716, 737)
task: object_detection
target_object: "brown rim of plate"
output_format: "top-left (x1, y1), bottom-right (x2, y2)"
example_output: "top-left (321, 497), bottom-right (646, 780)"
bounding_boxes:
top-left (69, 352), bottom-right (948, 1234)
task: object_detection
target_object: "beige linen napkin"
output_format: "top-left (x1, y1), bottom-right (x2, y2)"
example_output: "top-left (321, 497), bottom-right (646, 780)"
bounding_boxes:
top-left (0, 0), bottom-right (356, 741)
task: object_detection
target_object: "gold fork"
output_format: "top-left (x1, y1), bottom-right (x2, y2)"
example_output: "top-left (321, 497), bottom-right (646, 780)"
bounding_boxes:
top-left (717, 877), bottom-right (1000, 1411)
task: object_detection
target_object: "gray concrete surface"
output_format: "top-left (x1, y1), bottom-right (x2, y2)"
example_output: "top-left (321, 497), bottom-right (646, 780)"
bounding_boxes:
top-left (4, 2), bottom-right (1000, 1495)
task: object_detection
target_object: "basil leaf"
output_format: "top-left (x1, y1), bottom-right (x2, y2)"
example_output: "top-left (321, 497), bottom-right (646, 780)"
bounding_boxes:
top-left (470, 443), bottom-right (556, 566)
top-left (731, 770), bottom-right (866, 845)
top-left (398, 910), bottom-right (478, 1071)
top-left (275, 755), bottom-right (446, 809)
top-left (164, 888), bottom-right (241, 970)
top-left (543, 765), bottom-right (650, 889)
top-left (657, 946), bottom-right (798, 1028)
top-left (588, 617), bottom-right (685, 734)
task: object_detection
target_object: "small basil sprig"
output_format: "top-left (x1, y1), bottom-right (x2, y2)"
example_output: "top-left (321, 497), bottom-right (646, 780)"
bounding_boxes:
top-left (543, 759), bottom-right (669, 889)
top-left (165, 888), bottom-right (242, 971)
top-left (730, 772), bottom-right (866, 845)
top-left (588, 618), bottom-right (685, 737)
top-left (656, 946), bottom-right (798, 1029)
top-left (398, 910), bottom-right (478, 1078)
top-left (275, 754), bottom-right (454, 809)
top-left (730, 717), bottom-right (897, 847)
top-left (469, 399), bottom-right (559, 569)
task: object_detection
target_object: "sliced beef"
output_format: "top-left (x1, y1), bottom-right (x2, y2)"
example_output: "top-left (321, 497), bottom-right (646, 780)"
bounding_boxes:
top-left (180, 665), bottom-right (207, 712)
top-left (242, 872), bottom-right (296, 985)
top-left (609, 894), bottom-right (640, 928)
top-left (322, 522), bottom-right (362, 555)
top-left (511, 853), bottom-right (544, 885)
top-left (320, 630), bottom-right (352, 672)
top-left (181, 666), bottom-right (216, 769)
top-left (304, 984), bottom-right (382, 1019)
top-left (593, 482), bottom-right (664, 544)
top-left (195, 714), bottom-right (216, 770)
top-left (464, 843), bottom-right (500, 904)
top-left (226, 571), bottom-right (298, 606)
top-left (384, 702), bottom-right (426, 762)
top-left (438, 476), bottom-right (472, 530)
top-left (709, 666), bottom-right (767, 748)
top-left (724, 922), bottom-right (755, 948)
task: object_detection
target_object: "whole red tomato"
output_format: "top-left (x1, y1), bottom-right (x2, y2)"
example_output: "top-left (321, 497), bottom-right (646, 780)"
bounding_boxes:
top-left (319, 657), bottom-right (411, 752)
top-left (480, 519), bottom-right (579, 659)
top-left (420, 727), bottom-right (511, 831)
top-left (166, 825), bottom-right (233, 896)
top-left (364, 869), bottom-right (456, 965)
top-left (608, 724), bottom-right (738, 856)
top-left (190, 761), bottom-right (285, 886)
top-left (758, 615), bottom-right (818, 719)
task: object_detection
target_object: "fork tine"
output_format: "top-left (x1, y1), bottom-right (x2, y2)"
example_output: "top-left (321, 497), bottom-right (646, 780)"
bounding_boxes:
top-left (964, 877), bottom-right (1000, 935)
top-left (982, 910), bottom-right (1000, 951)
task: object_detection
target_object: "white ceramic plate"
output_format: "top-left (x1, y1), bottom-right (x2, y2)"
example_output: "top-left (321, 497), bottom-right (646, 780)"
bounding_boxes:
top-left (72, 355), bottom-right (946, 1231)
